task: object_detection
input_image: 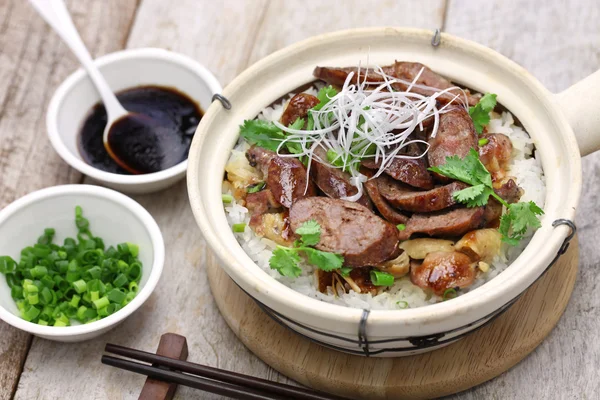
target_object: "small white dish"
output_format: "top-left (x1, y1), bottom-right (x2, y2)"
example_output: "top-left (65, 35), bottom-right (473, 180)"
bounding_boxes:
top-left (47, 48), bottom-right (222, 194)
top-left (0, 185), bottom-right (164, 342)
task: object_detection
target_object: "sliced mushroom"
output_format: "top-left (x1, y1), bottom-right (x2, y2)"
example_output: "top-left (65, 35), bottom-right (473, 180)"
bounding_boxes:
top-left (410, 251), bottom-right (477, 295)
top-left (455, 229), bottom-right (502, 262)
top-left (399, 238), bottom-right (455, 259)
top-left (375, 250), bottom-right (410, 278)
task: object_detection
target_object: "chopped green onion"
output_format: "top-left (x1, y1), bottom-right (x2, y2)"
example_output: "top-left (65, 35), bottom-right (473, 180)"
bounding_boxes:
top-left (40, 287), bottom-right (53, 304)
top-left (339, 267), bottom-right (352, 277)
top-left (11, 286), bottom-right (24, 300)
top-left (396, 301), bottom-right (409, 309)
top-left (72, 279), bottom-right (87, 294)
top-left (127, 263), bottom-right (142, 281)
top-left (396, 224), bottom-right (406, 231)
top-left (113, 273), bottom-right (128, 288)
top-left (442, 288), bottom-right (458, 301)
top-left (0, 256), bottom-right (16, 274)
top-left (478, 138), bottom-right (489, 146)
top-left (247, 182), bottom-right (266, 194)
top-left (22, 305), bottom-right (40, 322)
top-left (97, 306), bottom-right (109, 317)
top-left (128, 281), bottom-right (138, 293)
top-left (69, 295), bottom-right (81, 308)
top-left (92, 296), bottom-right (109, 310)
top-left (0, 206), bottom-right (142, 326)
top-left (127, 243), bottom-right (139, 258)
top-left (370, 270), bottom-right (395, 286)
top-left (232, 223), bottom-right (246, 233)
top-left (107, 289), bottom-right (126, 304)
top-left (221, 194), bottom-right (234, 203)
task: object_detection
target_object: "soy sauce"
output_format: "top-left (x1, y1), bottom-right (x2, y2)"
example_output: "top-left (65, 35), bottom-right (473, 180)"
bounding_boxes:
top-left (78, 86), bottom-right (202, 174)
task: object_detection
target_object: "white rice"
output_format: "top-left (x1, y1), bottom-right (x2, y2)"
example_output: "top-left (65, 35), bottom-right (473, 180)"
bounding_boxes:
top-left (223, 96), bottom-right (546, 310)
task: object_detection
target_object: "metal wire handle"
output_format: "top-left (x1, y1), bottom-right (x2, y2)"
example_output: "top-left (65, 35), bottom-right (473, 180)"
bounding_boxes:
top-left (431, 28), bottom-right (441, 47)
top-left (212, 94), bottom-right (232, 110)
top-left (552, 219), bottom-right (576, 255)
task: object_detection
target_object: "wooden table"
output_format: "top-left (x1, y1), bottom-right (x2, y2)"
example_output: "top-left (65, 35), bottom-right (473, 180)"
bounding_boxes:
top-left (0, 1), bottom-right (598, 399)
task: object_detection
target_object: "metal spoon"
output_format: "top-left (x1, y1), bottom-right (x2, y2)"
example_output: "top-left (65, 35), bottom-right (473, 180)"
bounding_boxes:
top-left (30, 0), bottom-right (172, 174)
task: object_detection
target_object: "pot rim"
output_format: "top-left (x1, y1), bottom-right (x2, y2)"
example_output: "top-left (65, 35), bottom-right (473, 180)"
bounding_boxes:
top-left (188, 27), bottom-right (581, 334)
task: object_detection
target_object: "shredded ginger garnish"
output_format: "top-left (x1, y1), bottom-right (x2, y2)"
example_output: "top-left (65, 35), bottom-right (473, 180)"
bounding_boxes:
top-left (272, 65), bottom-right (469, 201)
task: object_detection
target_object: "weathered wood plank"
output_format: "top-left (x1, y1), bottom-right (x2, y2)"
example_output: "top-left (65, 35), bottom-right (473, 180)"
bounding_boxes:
top-left (0, 1), bottom-right (139, 399)
top-left (247, 0), bottom-right (447, 66)
top-left (443, 1), bottom-right (600, 398)
top-left (14, 1), bottom-right (445, 399)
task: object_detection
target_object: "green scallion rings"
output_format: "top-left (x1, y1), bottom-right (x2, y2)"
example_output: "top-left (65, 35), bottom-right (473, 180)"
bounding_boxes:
top-left (370, 270), bottom-right (395, 286)
top-left (442, 288), bottom-right (458, 301)
top-left (0, 206), bottom-right (143, 327)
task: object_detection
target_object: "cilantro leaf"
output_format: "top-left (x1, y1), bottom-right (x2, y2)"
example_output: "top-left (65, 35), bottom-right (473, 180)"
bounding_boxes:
top-left (302, 248), bottom-right (344, 271)
top-left (239, 120), bottom-right (285, 152)
top-left (313, 85), bottom-right (338, 111)
top-left (429, 146), bottom-right (544, 246)
top-left (499, 201), bottom-right (544, 244)
top-left (429, 149), bottom-right (487, 186)
top-left (453, 184), bottom-right (493, 207)
top-left (508, 201), bottom-right (544, 233)
top-left (469, 93), bottom-right (497, 134)
top-left (269, 247), bottom-right (302, 278)
top-left (295, 219), bottom-right (321, 246)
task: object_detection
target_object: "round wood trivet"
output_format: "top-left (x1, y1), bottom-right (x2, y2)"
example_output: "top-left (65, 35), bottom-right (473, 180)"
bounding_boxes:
top-left (207, 237), bottom-right (578, 399)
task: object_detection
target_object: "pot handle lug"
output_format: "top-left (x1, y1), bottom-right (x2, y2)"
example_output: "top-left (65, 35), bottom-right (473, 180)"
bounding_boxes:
top-left (555, 69), bottom-right (600, 156)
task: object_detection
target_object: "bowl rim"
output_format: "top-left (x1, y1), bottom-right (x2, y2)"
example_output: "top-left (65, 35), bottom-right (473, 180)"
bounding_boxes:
top-left (0, 184), bottom-right (165, 337)
top-left (187, 27), bottom-right (581, 333)
top-left (46, 47), bottom-right (222, 186)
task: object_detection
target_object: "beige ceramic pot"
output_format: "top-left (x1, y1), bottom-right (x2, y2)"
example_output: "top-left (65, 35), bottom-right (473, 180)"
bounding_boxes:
top-left (187, 28), bottom-right (599, 356)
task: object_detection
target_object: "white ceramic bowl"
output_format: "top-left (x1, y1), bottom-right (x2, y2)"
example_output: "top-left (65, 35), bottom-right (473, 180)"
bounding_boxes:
top-left (47, 48), bottom-right (222, 194)
top-left (188, 28), bottom-right (600, 357)
top-left (0, 185), bottom-right (164, 342)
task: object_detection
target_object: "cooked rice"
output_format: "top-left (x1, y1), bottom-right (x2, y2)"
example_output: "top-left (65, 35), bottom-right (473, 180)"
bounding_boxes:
top-left (223, 93), bottom-right (546, 310)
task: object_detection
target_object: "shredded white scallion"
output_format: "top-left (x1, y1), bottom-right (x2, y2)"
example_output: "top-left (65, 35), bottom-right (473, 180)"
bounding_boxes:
top-left (273, 65), bottom-right (467, 198)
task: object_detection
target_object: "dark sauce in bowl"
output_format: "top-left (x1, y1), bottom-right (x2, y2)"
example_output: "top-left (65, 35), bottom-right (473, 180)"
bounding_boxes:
top-left (78, 85), bottom-right (203, 174)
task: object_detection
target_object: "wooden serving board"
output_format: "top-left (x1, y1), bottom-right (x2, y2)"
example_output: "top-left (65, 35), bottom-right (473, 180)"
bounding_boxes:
top-left (207, 237), bottom-right (578, 399)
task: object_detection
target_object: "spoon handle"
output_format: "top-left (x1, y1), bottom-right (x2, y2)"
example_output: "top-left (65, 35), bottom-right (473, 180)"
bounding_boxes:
top-left (29, 0), bottom-right (127, 121)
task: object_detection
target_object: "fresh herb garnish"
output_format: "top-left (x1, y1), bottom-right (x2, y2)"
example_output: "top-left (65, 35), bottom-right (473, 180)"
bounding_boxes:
top-left (478, 138), bottom-right (489, 146)
top-left (396, 224), bottom-right (406, 231)
top-left (370, 270), bottom-right (395, 286)
top-left (232, 223), bottom-right (247, 233)
top-left (0, 207), bottom-right (142, 326)
top-left (239, 119), bottom-right (286, 152)
top-left (247, 182), bottom-right (266, 194)
top-left (442, 288), bottom-right (458, 301)
top-left (314, 85), bottom-right (338, 111)
top-left (294, 219), bottom-right (321, 246)
top-left (499, 201), bottom-right (544, 245)
top-left (269, 220), bottom-right (344, 278)
top-left (396, 300), bottom-right (409, 309)
top-left (221, 194), bottom-right (233, 203)
top-left (469, 93), bottom-right (497, 134)
top-left (429, 148), bottom-right (544, 244)
top-left (339, 267), bottom-right (352, 277)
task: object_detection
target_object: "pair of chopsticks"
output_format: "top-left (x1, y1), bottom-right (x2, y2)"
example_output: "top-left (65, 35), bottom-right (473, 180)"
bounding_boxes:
top-left (102, 343), bottom-right (348, 400)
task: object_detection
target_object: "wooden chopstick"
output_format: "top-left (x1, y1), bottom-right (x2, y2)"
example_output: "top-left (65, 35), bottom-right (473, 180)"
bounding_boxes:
top-left (104, 343), bottom-right (347, 400)
top-left (102, 355), bottom-right (285, 400)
